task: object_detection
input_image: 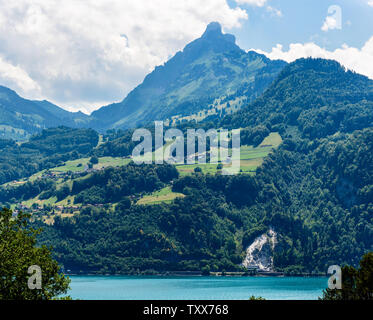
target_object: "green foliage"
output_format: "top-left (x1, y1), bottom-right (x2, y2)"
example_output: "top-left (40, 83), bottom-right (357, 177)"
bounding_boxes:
top-left (33, 128), bottom-right (372, 274)
top-left (22, 126), bottom-right (98, 156)
top-left (0, 208), bottom-right (70, 300)
top-left (35, 190), bottom-right (249, 273)
top-left (89, 156), bottom-right (99, 165)
top-left (33, 172), bottom-right (261, 273)
top-left (0, 86), bottom-right (90, 139)
top-left (223, 58), bottom-right (373, 140)
top-left (194, 167), bottom-right (202, 173)
top-left (242, 225), bottom-right (268, 248)
top-left (117, 197), bottom-right (132, 211)
top-left (0, 127), bottom-right (99, 185)
top-left (241, 126), bottom-right (270, 147)
top-left (89, 24), bottom-right (286, 131)
top-left (0, 179), bottom-right (55, 203)
top-left (94, 126), bottom-right (152, 158)
top-left (258, 129), bottom-right (373, 272)
top-left (72, 163), bottom-right (179, 205)
top-left (321, 252), bottom-right (373, 300)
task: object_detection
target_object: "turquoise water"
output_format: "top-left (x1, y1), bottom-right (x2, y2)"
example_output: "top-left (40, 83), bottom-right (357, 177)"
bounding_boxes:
top-left (67, 276), bottom-right (328, 300)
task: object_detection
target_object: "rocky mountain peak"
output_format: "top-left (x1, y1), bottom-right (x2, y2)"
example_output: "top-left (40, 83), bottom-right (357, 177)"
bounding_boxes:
top-left (201, 22), bottom-right (236, 44)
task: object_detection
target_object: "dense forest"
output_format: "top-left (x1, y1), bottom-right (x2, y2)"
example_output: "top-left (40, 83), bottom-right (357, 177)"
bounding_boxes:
top-left (92, 59), bottom-right (373, 157)
top-left (222, 58), bottom-right (373, 140)
top-left (0, 163), bottom-right (178, 206)
top-left (0, 127), bottom-right (98, 185)
top-left (34, 128), bottom-right (372, 274)
top-left (1, 58), bottom-right (371, 275)
top-left (36, 191), bottom-right (245, 273)
top-left (254, 128), bottom-right (372, 272)
top-left (71, 163), bottom-right (179, 205)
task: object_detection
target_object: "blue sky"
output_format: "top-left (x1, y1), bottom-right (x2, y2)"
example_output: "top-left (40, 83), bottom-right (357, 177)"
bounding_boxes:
top-left (228, 0), bottom-right (373, 51)
top-left (0, 0), bottom-right (371, 113)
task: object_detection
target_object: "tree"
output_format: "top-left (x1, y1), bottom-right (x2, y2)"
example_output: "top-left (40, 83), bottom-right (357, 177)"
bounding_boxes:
top-left (117, 197), bottom-right (132, 212)
top-left (321, 252), bottom-right (373, 300)
top-left (90, 156), bottom-right (99, 165)
top-left (0, 208), bottom-right (70, 300)
top-left (249, 296), bottom-right (266, 300)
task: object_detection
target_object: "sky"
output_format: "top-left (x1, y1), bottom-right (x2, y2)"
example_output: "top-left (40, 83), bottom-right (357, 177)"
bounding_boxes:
top-left (0, 0), bottom-right (372, 114)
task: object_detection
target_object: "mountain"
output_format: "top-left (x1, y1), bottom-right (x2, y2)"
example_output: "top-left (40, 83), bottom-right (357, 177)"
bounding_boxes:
top-left (90, 22), bottom-right (287, 130)
top-left (0, 22), bottom-right (287, 135)
top-left (0, 86), bottom-right (90, 140)
top-left (1, 24), bottom-right (371, 275)
top-left (1, 57), bottom-right (372, 274)
top-left (0, 126), bottom-right (99, 185)
top-left (223, 58), bottom-right (373, 139)
top-left (28, 128), bottom-right (372, 274)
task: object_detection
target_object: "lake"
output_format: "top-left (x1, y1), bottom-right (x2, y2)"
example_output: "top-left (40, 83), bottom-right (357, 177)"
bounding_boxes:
top-left (66, 276), bottom-right (328, 300)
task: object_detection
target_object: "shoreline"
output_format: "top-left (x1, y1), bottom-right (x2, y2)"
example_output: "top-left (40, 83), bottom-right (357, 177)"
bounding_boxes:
top-left (64, 271), bottom-right (328, 278)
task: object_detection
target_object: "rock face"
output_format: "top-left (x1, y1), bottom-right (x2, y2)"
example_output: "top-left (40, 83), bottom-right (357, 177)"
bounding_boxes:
top-left (242, 229), bottom-right (277, 272)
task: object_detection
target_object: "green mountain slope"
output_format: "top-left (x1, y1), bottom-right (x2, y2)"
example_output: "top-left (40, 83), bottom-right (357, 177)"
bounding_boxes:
top-left (30, 128), bottom-right (372, 274)
top-left (0, 86), bottom-right (90, 140)
top-left (223, 58), bottom-right (373, 139)
top-left (1, 42), bottom-right (372, 273)
top-left (0, 23), bottom-right (287, 135)
top-left (90, 22), bottom-right (286, 130)
top-left (0, 126), bottom-right (98, 185)
top-left (27, 57), bottom-right (372, 274)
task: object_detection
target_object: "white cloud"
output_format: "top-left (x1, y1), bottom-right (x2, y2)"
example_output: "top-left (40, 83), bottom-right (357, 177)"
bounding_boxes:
top-left (368, 1), bottom-right (373, 7)
top-left (0, 0), bottom-right (247, 113)
top-left (235, 1), bottom-right (282, 19)
top-left (266, 6), bottom-right (282, 17)
top-left (235, 0), bottom-right (267, 7)
top-left (0, 56), bottom-right (41, 94)
top-left (252, 36), bottom-right (373, 80)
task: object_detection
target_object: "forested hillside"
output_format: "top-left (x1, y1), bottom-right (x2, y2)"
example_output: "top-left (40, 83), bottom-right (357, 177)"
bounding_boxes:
top-left (222, 58), bottom-right (373, 139)
top-left (92, 58), bottom-right (373, 159)
top-left (0, 127), bottom-right (98, 185)
top-left (254, 128), bottom-right (372, 272)
top-left (0, 86), bottom-right (90, 139)
top-left (2, 56), bottom-right (371, 275)
top-left (34, 128), bottom-right (372, 274)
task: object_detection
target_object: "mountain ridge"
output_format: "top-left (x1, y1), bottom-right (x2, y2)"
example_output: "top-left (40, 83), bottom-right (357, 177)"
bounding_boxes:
top-left (0, 85), bottom-right (90, 139)
top-left (223, 57), bottom-right (373, 139)
top-left (89, 22), bottom-right (287, 130)
top-left (0, 55), bottom-right (372, 275)
top-left (0, 22), bottom-right (287, 136)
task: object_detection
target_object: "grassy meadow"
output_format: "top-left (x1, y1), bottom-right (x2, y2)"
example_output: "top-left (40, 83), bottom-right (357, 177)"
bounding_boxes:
top-left (137, 187), bottom-right (185, 205)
